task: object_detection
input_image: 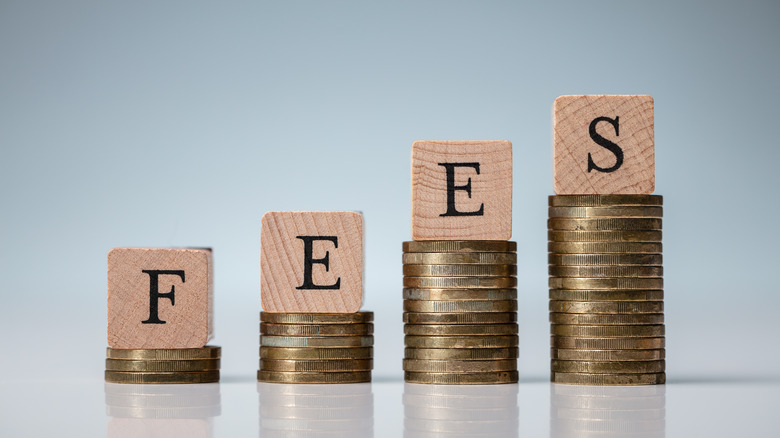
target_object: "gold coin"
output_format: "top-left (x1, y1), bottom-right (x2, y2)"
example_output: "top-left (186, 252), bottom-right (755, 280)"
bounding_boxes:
top-left (549, 241), bottom-right (662, 254)
top-left (405, 335), bottom-right (518, 348)
top-left (106, 346), bottom-right (221, 360)
top-left (260, 312), bottom-right (373, 324)
top-left (548, 206), bottom-right (663, 218)
top-left (404, 324), bottom-right (518, 335)
top-left (551, 348), bottom-right (665, 361)
top-left (403, 252), bottom-right (517, 265)
top-left (403, 288), bottom-right (517, 301)
top-left (105, 370), bottom-right (220, 384)
top-left (257, 370), bottom-right (371, 384)
top-left (551, 336), bottom-right (665, 349)
top-left (552, 360), bottom-right (665, 374)
top-left (403, 264), bottom-right (517, 277)
top-left (105, 359), bottom-right (220, 372)
top-left (403, 359), bottom-right (516, 373)
top-left (403, 241), bottom-right (517, 253)
top-left (548, 230), bottom-right (662, 242)
top-left (260, 323), bottom-right (373, 336)
top-left (547, 218), bottom-right (662, 231)
top-left (405, 371), bottom-right (518, 384)
top-left (551, 372), bottom-right (666, 385)
top-left (551, 325), bottom-right (665, 337)
top-left (404, 300), bottom-right (517, 313)
top-left (549, 289), bottom-right (664, 301)
top-left (403, 312), bottom-right (517, 324)
top-left (549, 195), bottom-right (663, 207)
top-left (549, 278), bottom-right (663, 290)
top-left (260, 347), bottom-right (373, 360)
top-left (549, 265), bottom-right (663, 278)
top-left (404, 276), bottom-right (518, 289)
top-left (405, 347), bottom-right (519, 360)
top-left (548, 253), bottom-right (663, 266)
top-left (260, 359), bottom-right (373, 372)
top-left (550, 300), bottom-right (663, 314)
top-left (550, 313), bottom-right (664, 325)
top-left (260, 336), bottom-right (373, 348)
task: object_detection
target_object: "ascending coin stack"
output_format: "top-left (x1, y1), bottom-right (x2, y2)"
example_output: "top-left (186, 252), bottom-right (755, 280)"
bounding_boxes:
top-left (105, 346), bottom-right (221, 384)
top-left (258, 312), bottom-right (374, 383)
top-left (548, 195), bottom-right (665, 385)
top-left (402, 240), bottom-right (519, 384)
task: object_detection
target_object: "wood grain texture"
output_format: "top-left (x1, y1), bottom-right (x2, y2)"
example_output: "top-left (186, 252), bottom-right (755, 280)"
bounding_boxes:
top-left (554, 95), bottom-right (654, 194)
top-left (107, 248), bottom-right (213, 349)
top-left (261, 211), bottom-right (363, 313)
top-left (411, 141), bottom-right (512, 240)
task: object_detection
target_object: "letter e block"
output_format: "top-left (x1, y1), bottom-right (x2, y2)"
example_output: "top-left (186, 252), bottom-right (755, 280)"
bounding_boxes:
top-left (261, 211), bottom-right (363, 313)
top-left (554, 95), bottom-right (654, 194)
top-left (412, 141), bottom-right (512, 240)
top-left (107, 248), bottom-right (214, 349)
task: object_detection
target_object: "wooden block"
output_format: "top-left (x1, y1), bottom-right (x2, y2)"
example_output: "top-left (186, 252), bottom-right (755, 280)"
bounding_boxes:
top-left (411, 141), bottom-right (512, 240)
top-left (261, 211), bottom-right (363, 313)
top-left (554, 95), bottom-right (654, 194)
top-left (107, 248), bottom-right (213, 349)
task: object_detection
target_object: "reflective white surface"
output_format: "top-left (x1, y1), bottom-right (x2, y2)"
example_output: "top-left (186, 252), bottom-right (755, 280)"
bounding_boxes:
top-left (2, 377), bottom-right (779, 437)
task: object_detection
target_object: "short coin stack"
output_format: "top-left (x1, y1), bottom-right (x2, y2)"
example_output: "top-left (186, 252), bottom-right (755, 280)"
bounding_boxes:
top-left (258, 312), bottom-right (374, 384)
top-left (548, 195), bottom-right (665, 385)
top-left (105, 346), bottom-right (221, 384)
top-left (402, 240), bottom-right (519, 384)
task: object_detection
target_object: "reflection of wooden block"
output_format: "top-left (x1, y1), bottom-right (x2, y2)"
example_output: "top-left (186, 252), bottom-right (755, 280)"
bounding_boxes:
top-left (261, 211), bottom-right (363, 313)
top-left (412, 141), bottom-right (512, 240)
top-left (107, 248), bottom-right (214, 349)
top-left (554, 95), bottom-right (654, 194)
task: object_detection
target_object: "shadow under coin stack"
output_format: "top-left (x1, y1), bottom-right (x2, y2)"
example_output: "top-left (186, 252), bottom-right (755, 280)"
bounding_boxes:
top-left (258, 312), bottom-right (374, 383)
top-left (548, 195), bottom-right (665, 385)
top-left (402, 241), bottom-right (519, 384)
top-left (105, 346), bottom-right (221, 384)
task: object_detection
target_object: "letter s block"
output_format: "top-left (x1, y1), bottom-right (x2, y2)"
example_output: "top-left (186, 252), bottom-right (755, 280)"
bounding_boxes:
top-left (554, 95), bottom-right (655, 194)
top-left (261, 211), bottom-right (363, 313)
top-left (412, 141), bottom-right (512, 240)
top-left (107, 248), bottom-right (214, 349)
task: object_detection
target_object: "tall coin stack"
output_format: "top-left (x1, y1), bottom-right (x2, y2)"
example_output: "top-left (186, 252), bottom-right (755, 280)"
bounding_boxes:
top-left (402, 240), bottom-right (519, 384)
top-left (105, 346), bottom-right (221, 384)
top-left (548, 195), bottom-right (665, 385)
top-left (258, 312), bottom-right (374, 384)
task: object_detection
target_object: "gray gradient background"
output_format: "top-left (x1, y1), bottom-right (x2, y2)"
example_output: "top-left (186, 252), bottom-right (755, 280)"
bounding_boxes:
top-left (1, 0), bottom-right (779, 418)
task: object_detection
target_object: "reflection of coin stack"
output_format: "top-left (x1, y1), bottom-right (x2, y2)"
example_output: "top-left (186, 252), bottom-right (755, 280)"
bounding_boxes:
top-left (258, 382), bottom-right (374, 436)
top-left (258, 312), bottom-right (374, 383)
top-left (105, 382), bottom-right (220, 438)
top-left (403, 383), bottom-right (519, 436)
top-left (548, 195), bottom-right (665, 385)
top-left (402, 241), bottom-right (519, 384)
top-left (550, 384), bottom-right (665, 437)
top-left (105, 346), bottom-right (221, 384)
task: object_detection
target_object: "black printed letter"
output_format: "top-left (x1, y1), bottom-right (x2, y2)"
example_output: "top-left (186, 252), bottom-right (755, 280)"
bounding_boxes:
top-left (295, 236), bottom-right (341, 290)
top-left (438, 162), bottom-right (485, 217)
top-left (587, 116), bottom-right (624, 173)
top-left (141, 270), bottom-right (185, 324)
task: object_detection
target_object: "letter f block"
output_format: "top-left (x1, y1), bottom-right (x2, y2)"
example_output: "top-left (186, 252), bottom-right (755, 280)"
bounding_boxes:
top-left (412, 141), bottom-right (512, 240)
top-left (554, 95), bottom-right (655, 194)
top-left (107, 248), bottom-right (214, 348)
top-left (261, 211), bottom-right (363, 313)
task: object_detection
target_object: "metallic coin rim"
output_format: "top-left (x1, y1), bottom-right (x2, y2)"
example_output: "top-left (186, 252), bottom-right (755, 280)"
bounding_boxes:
top-left (405, 370), bottom-right (519, 385)
top-left (404, 323), bottom-right (518, 335)
top-left (404, 276), bottom-right (518, 289)
top-left (260, 359), bottom-right (373, 372)
top-left (403, 359), bottom-right (517, 372)
top-left (404, 347), bottom-right (519, 360)
top-left (260, 323), bottom-right (373, 336)
top-left (551, 348), bottom-right (666, 361)
top-left (548, 217), bottom-right (662, 231)
top-left (403, 264), bottom-right (517, 277)
top-left (260, 312), bottom-right (374, 324)
top-left (105, 358), bottom-right (221, 372)
top-left (256, 370), bottom-right (372, 383)
top-left (403, 288), bottom-right (517, 301)
top-left (549, 312), bottom-right (664, 325)
top-left (551, 324), bottom-right (665, 337)
top-left (551, 372), bottom-right (666, 385)
top-left (402, 252), bottom-right (517, 265)
top-left (104, 370), bottom-right (220, 384)
top-left (549, 195), bottom-right (663, 207)
top-left (403, 312), bottom-right (517, 324)
top-left (403, 241), bottom-right (517, 253)
top-left (260, 347), bottom-right (373, 360)
top-left (551, 359), bottom-right (666, 373)
top-left (405, 335), bottom-right (519, 348)
top-left (404, 299), bottom-right (517, 313)
top-left (106, 346), bottom-right (221, 360)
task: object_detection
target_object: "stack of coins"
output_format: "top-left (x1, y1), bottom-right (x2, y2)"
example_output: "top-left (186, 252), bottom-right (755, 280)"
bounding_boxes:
top-left (258, 312), bottom-right (374, 384)
top-left (550, 385), bottom-right (666, 436)
top-left (402, 240), bottom-right (519, 384)
top-left (404, 383), bottom-right (519, 436)
top-left (258, 382), bottom-right (374, 436)
top-left (105, 346), bottom-right (221, 384)
top-left (548, 195), bottom-right (665, 385)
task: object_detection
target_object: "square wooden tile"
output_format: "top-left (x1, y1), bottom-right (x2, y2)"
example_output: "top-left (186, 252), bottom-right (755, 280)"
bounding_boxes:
top-left (554, 95), bottom-right (654, 194)
top-left (411, 140), bottom-right (512, 240)
top-left (261, 211), bottom-right (363, 313)
top-left (107, 248), bottom-right (214, 349)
